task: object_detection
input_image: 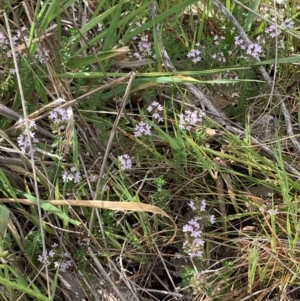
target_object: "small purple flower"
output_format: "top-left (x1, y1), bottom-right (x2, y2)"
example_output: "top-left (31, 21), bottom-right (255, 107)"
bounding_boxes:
top-left (49, 111), bottom-right (58, 120)
top-left (189, 250), bottom-right (203, 258)
top-left (62, 166), bottom-right (81, 184)
top-left (54, 260), bottom-right (72, 272)
top-left (194, 238), bottom-right (205, 247)
top-left (147, 101), bottom-right (164, 122)
top-left (191, 229), bottom-right (202, 238)
top-left (183, 224), bottom-right (194, 232)
top-left (119, 154), bottom-right (133, 170)
top-left (178, 109), bottom-right (205, 130)
top-left (74, 172), bottom-right (81, 183)
top-left (246, 43), bottom-right (262, 59)
top-left (188, 219), bottom-right (200, 228)
top-left (62, 171), bottom-right (75, 183)
top-left (70, 166), bottom-right (76, 173)
top-left (209, 215), bottom-right (216, 224)
top-left (183, 198), bottom-right (214, 258)
top-left (17, 134), bottom-right (29, 152)
top-left (134, 121), bottom-right (152, 137)
top-left (214, 35), bottom-right (219, 45)
top-left (200, 199), bottom-right (206, 212)
top-left (49, 107), bottom-right (68, 124)
top-left (138, 35), bottom-right (153, 57)
top-left (62, 171), bottom-right (69, 183)
top-left (187, 47), bottom-right (201, 64)
top-left (17, 118), bottom-right (37, 129)
top-left (267, 208), bottom-right (278, 216)
top-left (17, 121), bottom-right (39, 154)
top-left (62, 252), bottom-right (70, 258)
top-left (54, 261), bottom-right (60, 269)
top-left (134, 34), bottom-right (153, 60)
top-left (147, 101), bottom-right (163, 112)
top-left (152, 113), bottom-right (163, 122)
top-left (0, 32), bottom-right (6, 44)
top-left (12, 33), bottom-right (19, 41)
top-left (281, 19), bottom-right (294, 29)
top-left (133, 52), bottom-right (142, 60)
top-left (34, 47), bottom-right (50, 64)
top-left (144, 124), bottom-right (151, 135)
top-left (189, 200), bottom-right (196, 210)
top-left (60, 260), bottom-right (72, 272)
top-left (38, 251), bottom-right (50, 265)
top-left (234, 35), bottom-right (244, 47)
top-left (265, 24), bottom-right (278, 38)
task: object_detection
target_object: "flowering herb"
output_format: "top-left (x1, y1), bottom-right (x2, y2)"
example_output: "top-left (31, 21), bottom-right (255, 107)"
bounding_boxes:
top-left (62, 166), bottom-right (81, 184)
top-left (38, 246), bottom-right (72, 272)
top-left (134, 121), bottom-right (152, 137)
top-left (178, 110), bottom-right (205, 131)
top-left (49, 107), bottom-right (69, 130)
top-left (118, 154), bottom-right (133, 170)
top-left (182, 199), bottom-right (215, 258)
top-left (147, 101), bottom-right (164, 122)
top-left (17, 119), bottom-right (39, 155)
top-left (187, 43), bottom-right (202, 64)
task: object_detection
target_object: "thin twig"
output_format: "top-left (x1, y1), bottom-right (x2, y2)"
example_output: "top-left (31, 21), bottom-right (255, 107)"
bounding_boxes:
top-left (93, 71), bottom-right (136, 196)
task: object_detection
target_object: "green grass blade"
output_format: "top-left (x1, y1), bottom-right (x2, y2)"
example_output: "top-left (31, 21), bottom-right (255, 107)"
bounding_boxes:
top-left (23, 193), bottom-right (80, 226)
top-left (0, 206), bottom-right (9, 238)
top-left (102, 0), bottom-right (124, 52)
top-left (243, 0), bottom-right (261, 32)
top-left (121, 0), bottom-right (201, 43)
top-left (66, 48), bottom-right (129, 69)
top-left (0, 169), bottom-right (17, 199)
top-left (0, 275), bottom-right (50, 301)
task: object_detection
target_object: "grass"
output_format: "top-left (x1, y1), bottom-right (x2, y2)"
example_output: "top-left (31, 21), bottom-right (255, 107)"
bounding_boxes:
top-left (0, 0), bottom-right (299, 300)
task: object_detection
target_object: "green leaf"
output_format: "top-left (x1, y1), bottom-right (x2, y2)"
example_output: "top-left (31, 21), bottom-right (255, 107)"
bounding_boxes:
top-left (66, 48), bottom-right (128, 69)
top-left (102, 0), bottom-right (124, 52)
top-left (243, 0), bottom-right (261, 32)
top-left (23, 194), bottom-right (80, 226)
top-left (254, 56), bottom-right (300, 65)
top-left (0, 169), bottom-right (17, 199)
top-left (71, 2), bottom-right (151, 55)
top-left (0, 206), bottom-right (9, 238)
top-left (60, 66), bottom-right (249, 79)
top-left (71, 5), bottom-right (117, 47)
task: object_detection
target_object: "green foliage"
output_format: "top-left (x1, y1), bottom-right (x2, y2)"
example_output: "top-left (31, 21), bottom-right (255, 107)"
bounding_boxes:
top-left (151, 176), bottom-right (170, 209)
top-left (0, 0), bottom-right (300, 299)
top-left (178, 266), bottom-right (195, 288)
top-left (24, 231), bottom-right (42, 259)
